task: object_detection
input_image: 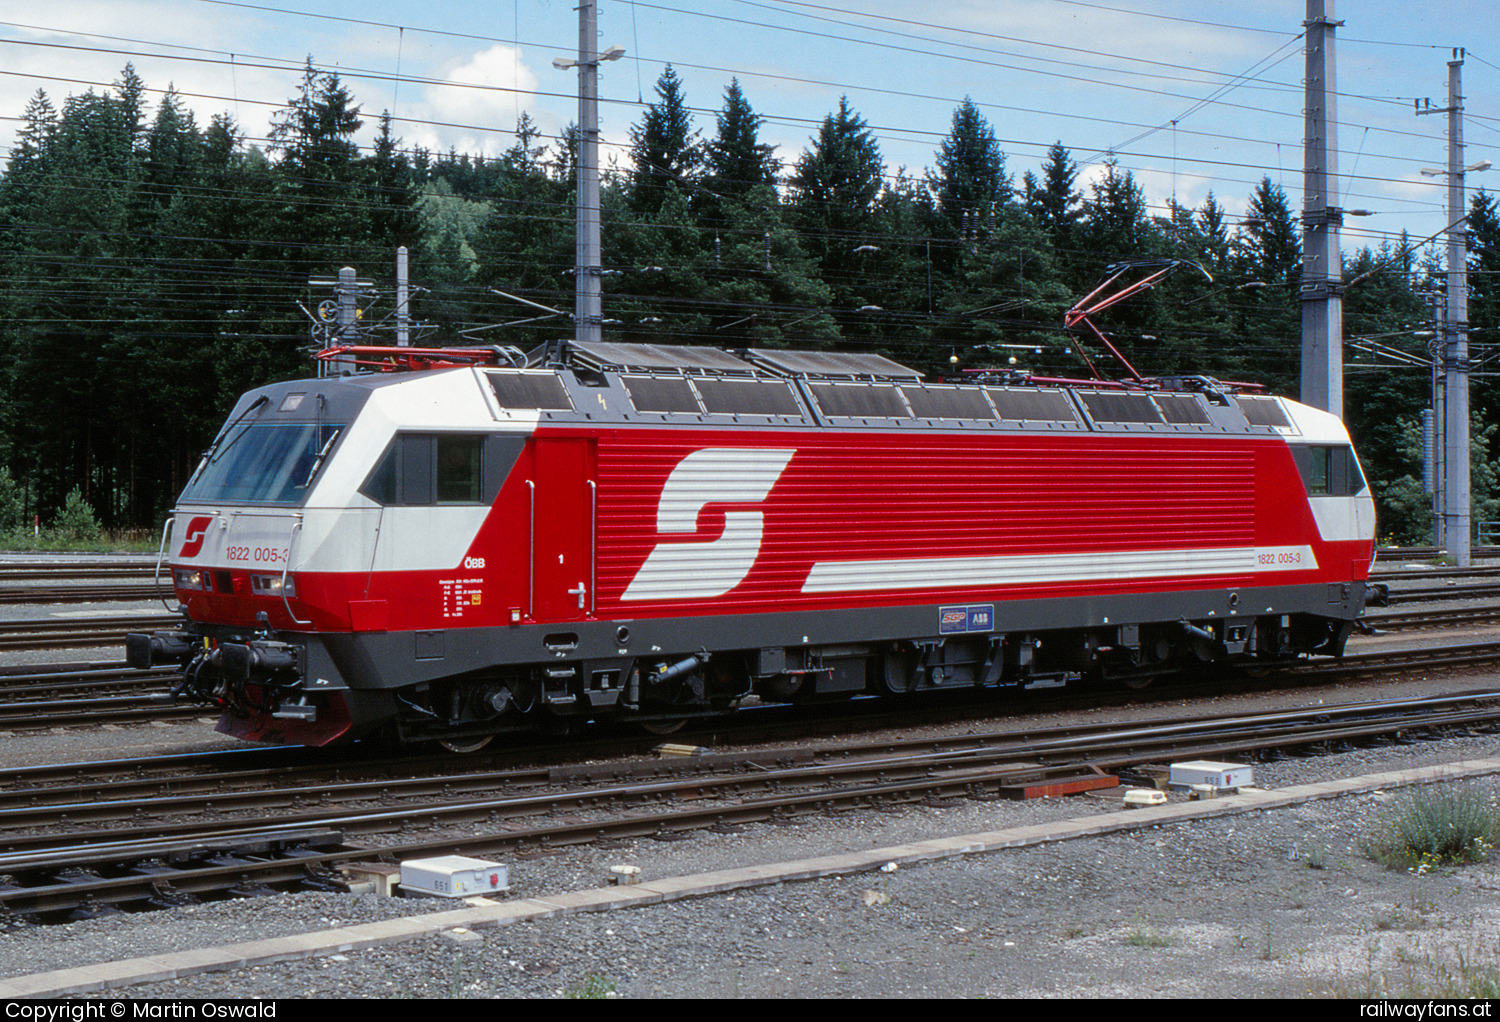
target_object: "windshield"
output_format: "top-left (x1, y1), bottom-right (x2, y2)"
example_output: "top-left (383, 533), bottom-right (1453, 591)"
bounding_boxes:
top-left (180, 423), bottom-right (345, 505)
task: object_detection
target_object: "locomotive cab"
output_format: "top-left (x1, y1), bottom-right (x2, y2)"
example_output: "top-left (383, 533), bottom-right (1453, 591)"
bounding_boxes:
top-left (129, 380), bottom-right (363, 740)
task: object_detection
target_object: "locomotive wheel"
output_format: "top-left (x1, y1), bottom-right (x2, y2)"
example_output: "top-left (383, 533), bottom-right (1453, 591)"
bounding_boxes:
top-left (438, 734), bottom-right (495, 753)
top-left (640, 719), bottom-right (687, 736)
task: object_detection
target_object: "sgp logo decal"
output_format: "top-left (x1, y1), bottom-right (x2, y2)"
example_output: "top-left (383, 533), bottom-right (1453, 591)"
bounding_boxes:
top-left (622, 448), bottom-right (795, 601)
top-left (178, 515), bottom-right (214, 558)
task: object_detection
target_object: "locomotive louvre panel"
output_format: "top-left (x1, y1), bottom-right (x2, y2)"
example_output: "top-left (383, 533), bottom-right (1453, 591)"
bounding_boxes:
top-left (1236, 396), bottom-right (1292, 429)
top-left (808, 383), bottom-right (912, 419)
top-left (691, 378), bottom-right (804, 418)
top-left (485, 371), bottom-right (574, 411)
top-left (743, 349), bottom-right (921, 379)
top-left (983, 388), bottom-right (1079, 424)
top-left (1153, 393), bottom-right (1212, 425)
top-left (572, 340), bottom-right (754, 373)
top-left (1078, 391), bottom-right (1166, 426)
top-left (623, 376), bottom-right (702, 414)
top-left (900, 385), bottom-right (996, 421)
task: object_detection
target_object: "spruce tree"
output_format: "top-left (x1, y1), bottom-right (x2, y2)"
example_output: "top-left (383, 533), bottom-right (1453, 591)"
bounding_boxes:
top-left (930, 98), bottom-right (1009, 242)
top-left (472, 114), bottom-right (577, 339)
top-left (1235, 177), bottom-right (1300, 284)
top-left (628, 67), bottom-right (700, 218)
top-left (701, 78), bottom-right (778, 225)
top-left (1078, 159), bottom-right (1154, 263)
top-left (267, 61), bottom-right (369, 262)
top-left (789, 96), bottom-right (885, 310)
top-left (366, 111), bottom-right (421, 254)
top-left (1023, 142), bottom-right (1081, 247)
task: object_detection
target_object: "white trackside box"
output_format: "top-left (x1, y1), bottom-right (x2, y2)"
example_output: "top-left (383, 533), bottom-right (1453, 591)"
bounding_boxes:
top-left (399, 855), bottom-right (509, 897)
top-left (1169, 760), bottom-right (1254, 791)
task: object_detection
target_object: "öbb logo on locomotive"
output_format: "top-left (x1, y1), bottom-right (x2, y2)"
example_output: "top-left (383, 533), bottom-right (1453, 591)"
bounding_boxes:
top-left (127, 341), bottom-right (1380, 749)
top-left (621, 447), bottom-right (795, 602)
top-left (177, 515), bottom-right (213, 559)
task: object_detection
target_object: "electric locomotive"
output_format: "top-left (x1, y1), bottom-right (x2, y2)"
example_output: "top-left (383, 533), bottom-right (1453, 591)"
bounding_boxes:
top-left (128, 340), bottom-right (1379, 748)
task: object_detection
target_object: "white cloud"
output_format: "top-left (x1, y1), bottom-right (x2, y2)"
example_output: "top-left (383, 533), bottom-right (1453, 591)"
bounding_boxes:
top-left (409, 44), bottom-right (546, 157)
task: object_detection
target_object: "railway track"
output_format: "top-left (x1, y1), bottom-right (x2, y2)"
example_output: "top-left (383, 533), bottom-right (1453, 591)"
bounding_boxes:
top-left (0, 559), bottom-right (164, 606)
top-left (1380, 582), bottom-right (1500, 604)
top-left (1365, 606), bottom-right (1500, 632)
top-left (0, 557), bottom-right (1491, 919)
top-left (0, 585), bottom-right (167, 605)
top-left (0, 614), bottom-right (177, 652)
top-left (1376, 545), bottom-right (1500, 561)
top-left (0, 560), bottom-right (156, 581)
top-left (0, 663), bottom-right (179, 702)
top-left (0, 689), bottom-right (1491, 920)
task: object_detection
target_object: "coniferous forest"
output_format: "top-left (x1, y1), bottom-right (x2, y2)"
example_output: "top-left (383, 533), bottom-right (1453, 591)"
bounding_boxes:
top-left (2, 62), bottom-right (1498, 543)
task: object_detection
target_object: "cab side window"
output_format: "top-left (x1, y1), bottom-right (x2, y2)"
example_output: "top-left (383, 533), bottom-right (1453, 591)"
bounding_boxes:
top-left (436, 436), bottom-right (482, 504)
top-left (360, 434), bottom-right (522, 506)
top-left (1307, 447), bottom-right (1331, 495)
top-left (1291, 444), bottom-right (1367, 497)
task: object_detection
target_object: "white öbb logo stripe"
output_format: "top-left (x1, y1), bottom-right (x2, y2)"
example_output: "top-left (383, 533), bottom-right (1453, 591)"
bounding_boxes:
top-left (621, 448), bottom-right (795, 601)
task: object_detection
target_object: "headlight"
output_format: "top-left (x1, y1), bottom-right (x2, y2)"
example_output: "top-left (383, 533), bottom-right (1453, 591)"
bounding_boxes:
top-left (250, 574), bottom-right (296, 598)
top-left (173, 569), bottom-right (207, 591)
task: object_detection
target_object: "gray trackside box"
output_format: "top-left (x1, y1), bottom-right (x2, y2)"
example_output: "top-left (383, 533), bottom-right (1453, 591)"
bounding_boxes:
top-left (399, 855), bottom-right (510, 897)
top-left (1168, 760), bottom-right (1254, 791)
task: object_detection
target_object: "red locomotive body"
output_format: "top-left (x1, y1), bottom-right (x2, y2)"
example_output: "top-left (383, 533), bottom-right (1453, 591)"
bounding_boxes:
top-left (129, 343), bottom-right (1378, 748)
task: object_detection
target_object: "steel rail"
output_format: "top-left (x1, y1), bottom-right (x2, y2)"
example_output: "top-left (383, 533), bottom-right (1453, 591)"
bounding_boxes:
top-left (0, 695), bottom-right (1492, 918)
top-left (0, 681), bottom-right (1491, 921)
top-left (0, 585), bottom-right (167, 605)
top-left (0, 693), bottom-right (1491, 854)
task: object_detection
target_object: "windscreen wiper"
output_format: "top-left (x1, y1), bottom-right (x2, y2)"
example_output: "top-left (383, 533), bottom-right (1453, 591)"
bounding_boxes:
top-left (204, 394), bottom-right (270, 467)
top-left (299, 427), bottom-right (342, 489)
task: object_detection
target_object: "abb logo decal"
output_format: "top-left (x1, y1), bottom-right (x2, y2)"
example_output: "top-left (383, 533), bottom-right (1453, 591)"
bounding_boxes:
top-left (621, 448), bottom-right (794, 602)
top-left (178, 516), bottom-right (214, 558)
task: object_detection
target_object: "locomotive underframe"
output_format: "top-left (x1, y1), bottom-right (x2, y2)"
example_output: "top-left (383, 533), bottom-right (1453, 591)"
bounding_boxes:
top-left (142, 577), bottom-right (1367, 746)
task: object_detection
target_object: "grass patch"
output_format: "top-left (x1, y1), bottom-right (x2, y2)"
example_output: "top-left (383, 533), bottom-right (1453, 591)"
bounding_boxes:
top-left (1365, 783), bottom-right (1497, 872)
top-left (1324, 944), bottom-right (1500, 999)
top-left (1122, 917), bottom-right (1172, 948)
top-left (564, 973), bottom-right (618, 999)
top-left (0, 527), bottom-right (158, 554)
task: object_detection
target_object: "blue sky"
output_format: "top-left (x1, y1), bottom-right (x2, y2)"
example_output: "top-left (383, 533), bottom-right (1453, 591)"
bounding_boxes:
top-left (2, 1), bottom-right (1498, 256)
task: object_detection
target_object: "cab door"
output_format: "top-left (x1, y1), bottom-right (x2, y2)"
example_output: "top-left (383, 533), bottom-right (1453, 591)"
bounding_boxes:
top-left (530, 436), bottom-right (596, 622)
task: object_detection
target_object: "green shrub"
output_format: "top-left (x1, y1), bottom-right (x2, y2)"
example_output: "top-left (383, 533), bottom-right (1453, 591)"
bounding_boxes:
top-left (1366, 783), bottom-right (1498, 871)
top-left (52, 487), bottom-right (100, 542)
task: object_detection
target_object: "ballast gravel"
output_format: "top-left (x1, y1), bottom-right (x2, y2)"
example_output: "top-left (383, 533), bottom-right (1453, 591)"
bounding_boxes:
top-left (0, 643), bottom-right (1496, 998)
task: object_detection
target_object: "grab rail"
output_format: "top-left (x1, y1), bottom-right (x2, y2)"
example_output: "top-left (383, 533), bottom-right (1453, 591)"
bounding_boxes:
top-left (281, 519), bottom-right (312, 625)
top-left (154, 514), bottom-right (176, 612)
